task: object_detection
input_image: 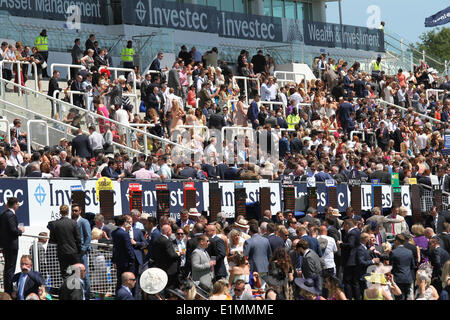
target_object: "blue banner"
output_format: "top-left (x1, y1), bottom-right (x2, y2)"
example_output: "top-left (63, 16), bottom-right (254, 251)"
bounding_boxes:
top-left (425, 6), bottom-right (450, 27)
top-left (293, 182), bottom-right (349, 213)
top-left (120, 181), bottom-right (205, 219)
top-left (0, 179), bottom-right (29, 226)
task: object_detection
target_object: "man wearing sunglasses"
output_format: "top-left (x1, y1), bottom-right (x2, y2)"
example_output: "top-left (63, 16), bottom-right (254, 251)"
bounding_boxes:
top-left (116, 272), bottom-right (136, 300)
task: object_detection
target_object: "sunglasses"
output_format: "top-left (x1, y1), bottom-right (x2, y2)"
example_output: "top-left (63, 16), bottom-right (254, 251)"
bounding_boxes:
top-left (176, 233), bottom-right (184, 235)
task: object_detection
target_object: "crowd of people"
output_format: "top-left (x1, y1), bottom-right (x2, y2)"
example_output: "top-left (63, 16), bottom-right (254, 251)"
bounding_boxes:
top-left (0, 30), bottom-right (450, 301)
top-left (1, 198), bottom-right (450, 301)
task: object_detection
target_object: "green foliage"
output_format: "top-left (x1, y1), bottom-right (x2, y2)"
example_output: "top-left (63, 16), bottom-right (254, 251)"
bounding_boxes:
top-left (414, 27), bottom-right (450, 72)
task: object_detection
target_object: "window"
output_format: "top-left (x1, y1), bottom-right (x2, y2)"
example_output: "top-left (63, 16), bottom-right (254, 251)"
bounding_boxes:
top-left (221, 0), bottom-right (234, 12)
top-left (196, 0), bottom-right (207, 5)
top-left (264, 0), bottom-right (272, 16)
top-left (207, 0), bottom-right (220, 9)
top-left (296, 2), bottom-right (303, 20)
top-left (285, 0), bottom-right (296, 19)
top-left (234, 0), bottom-right (245, 13)
top-left (272, 0), bottom-right (283, 17)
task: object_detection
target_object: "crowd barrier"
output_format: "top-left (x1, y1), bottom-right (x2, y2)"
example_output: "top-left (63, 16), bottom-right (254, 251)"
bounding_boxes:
top-left (0, 178), bottom-right (448, 227)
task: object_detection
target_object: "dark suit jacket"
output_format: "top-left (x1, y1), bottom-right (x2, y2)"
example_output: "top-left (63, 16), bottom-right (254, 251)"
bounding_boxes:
top-left (340, 227), bottom-right (361, 267)
top-left (356, 244), bottom-right (375, 280)
top-left (390, 245), bottom-right (415, 284)
top-left (12, 271), bottom-right (44, 299)
top-left (403, 241), bottom-right (419, 267)
top-left (439, 233), bottom-right (450, 254)
top-left (300, 235), bottom-right (323, 257)
top-left (327, 226), bottom-right (340, 243)
top-left (184, 236), bottom-right (199, 276)
top-left (424, 214), bottom-right (448, 234)
top-left (132, 228), bottom-right (147, 266)
top-left (152, 235), bottom-right (180, 276)
top-left (0, 209), bottom-right (23, 250)
top-left (145, 228), bottom-right (161, 263)
top-left (207, 235), bottom-right (227, 278)
top-left (370, 170), bottom-right (391, 185)
top-left (268, 234), bottom-right (285, 254)
top-left (27, 171), bottom-right (42, 178)
top-left (429, 247), bottom-right (450, 280)
top-left (208, 113), bottom-right (226, 130)
top-left (112, 228), bottom-right (135, 268)
top-left (48, 77), bottom-right (60, 99)
top-left (116, 286), bottom-right (135, 300)
top-left (72, 134), bottom-right (92, 159)
top-left (94, 55), bottom-right (108, 68)
top-left (71, 44), bottom-right (83, 65)
top-left (48, 216), bottom-right (81, 256)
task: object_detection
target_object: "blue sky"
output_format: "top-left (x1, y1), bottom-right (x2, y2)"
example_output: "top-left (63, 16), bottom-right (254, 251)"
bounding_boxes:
top-left (326, 1), bottom-right (447, 44)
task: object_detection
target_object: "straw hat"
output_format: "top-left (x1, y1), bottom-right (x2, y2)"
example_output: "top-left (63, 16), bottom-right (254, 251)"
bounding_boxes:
top-left (188, 208), bottom-right (201, 217)
top-left (235, 219), bottom-right (249, 229)
top-left (365, 273), bottom-right (388, 285)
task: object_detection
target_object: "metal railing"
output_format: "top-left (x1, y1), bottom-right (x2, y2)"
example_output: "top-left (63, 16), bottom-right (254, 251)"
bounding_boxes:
top-left (50, 63), bottom-right (83, 80)
top-left (0, 77), bottom-right (196, 155)
top-left (420, 184), bottom-right (450, 213)
top-left (27, 120), bottom-right (49, 155)
top-left (232, 76), bottom-right (261, 104)
top-left (0, 60), bottom-right (38, 96)
top-left (0, 118), bottom-right (10, 144)
top-left (377, 99), bottom-right (445, 125)
top-left (425, 89), bottom-right (446, 103)
top-left (274, 71), bottom-right (308, 91)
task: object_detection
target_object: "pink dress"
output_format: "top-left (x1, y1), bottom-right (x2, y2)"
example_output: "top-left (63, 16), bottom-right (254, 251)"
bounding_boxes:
top-left (97, 104), bottom-right (110, 134)
top-left (234, 101), bottom-right (248, 126)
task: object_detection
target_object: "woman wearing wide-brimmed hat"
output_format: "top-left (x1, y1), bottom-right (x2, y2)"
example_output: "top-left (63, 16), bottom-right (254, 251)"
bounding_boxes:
top-left (294, 275), bottom-right (326, 300)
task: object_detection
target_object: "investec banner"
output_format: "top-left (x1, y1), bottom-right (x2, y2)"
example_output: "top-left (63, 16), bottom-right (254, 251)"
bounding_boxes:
top-left (0, 0), bottom-right (107, 25)
top-left (0, 179), bottom-right (417, 227)
top-left (303, 20), bottom-right (385, 52)
top-left (123, 0), bottom-right (283, 42)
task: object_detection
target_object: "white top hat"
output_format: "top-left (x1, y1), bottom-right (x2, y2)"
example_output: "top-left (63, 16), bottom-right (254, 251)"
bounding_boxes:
top-left (140, 268), bottom-right (168, 294)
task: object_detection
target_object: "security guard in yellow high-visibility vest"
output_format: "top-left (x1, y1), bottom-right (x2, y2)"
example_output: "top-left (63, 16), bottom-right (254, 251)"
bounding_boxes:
top-left (287, 108), bottom-right (300, 130)
top-left (371, 55), bottom-right (382, 82)
top-left (121, 40), bottom-right (135, 79)
top-left (34, 29), bottom-right (49, 78)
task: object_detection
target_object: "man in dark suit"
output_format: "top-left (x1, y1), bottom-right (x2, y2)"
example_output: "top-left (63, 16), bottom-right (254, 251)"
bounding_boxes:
top-left (208, 106), bottom-right (226, 130)
top-left (439, 222), bottom-right (450, 254)
top-left (125, 215), bottom-right (146, 297)
top-left (247, 94), bottom-right (260, 129)
top-left (70, 74), bottom-right (85, 108)
top-left (94, 214), bottom-right (112, 239)
top-left (84, 34), bottom-right (95, 54)
top-left (296, 225), bottom-right (322, 257)
top-left (296, 239), bottom-right (323, 291)
top-left (356, 233), bottom-right (379, 297)
top-left (424, 206), bottom-right (448, 234)
top-left (0, 197), bottom-right (25, 294)
top-left (267, 223), bottom-right (284, 253)
top-left (71, 38), bottom-right (83, 79)
top-left (144, 217), bottom-right (161, 264)
top-left (340, 218), bottom-right (361, 300)
top-left (48, 70), bottom-right (61, 117)
top-left (369, 163), bottom-right (391, 184)
top-left (152, 224), bottom-right (180, 289)
top-left (11, 255), bottom-right (44, 300)
top-left (71, 128), bottom-right (92, 159)
top-left (205, 224), bottom-right (227, 282)
top-left (71, 203), bottom-right (92, 298)
top-left (111, 215), bottom-right (136, 291)
top-left (47, 204), bottom-right (81, 278)
top-left (116, 272), bottom-right (136, 300)
top-left (390, 234), bottom-right (415, 300)
top-left (428, 237), bottom-right (450, 294)
top-left (59, 263), bottom-right (87, 300)
top-left (184, 223), bottom-right (204, 278)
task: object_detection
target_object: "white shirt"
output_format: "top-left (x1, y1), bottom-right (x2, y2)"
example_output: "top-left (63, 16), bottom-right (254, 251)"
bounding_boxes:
top-left (318, 235), bottom-right (337, 269)
top-left (115, 109), bottom-right (129, 124)
top-left (89, 131), bottom-right (105, 151)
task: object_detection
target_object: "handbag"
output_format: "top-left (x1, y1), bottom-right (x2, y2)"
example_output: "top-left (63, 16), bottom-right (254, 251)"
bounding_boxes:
top-left (41, 61), bottom-right (47, 69)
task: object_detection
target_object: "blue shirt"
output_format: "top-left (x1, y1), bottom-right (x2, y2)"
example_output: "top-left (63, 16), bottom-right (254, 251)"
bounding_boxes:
top-left (18, 273), bottom-right (28, 300)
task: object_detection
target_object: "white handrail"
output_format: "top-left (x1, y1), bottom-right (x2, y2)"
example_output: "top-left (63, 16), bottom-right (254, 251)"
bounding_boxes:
top-left (0, 118), bottom-right (11, 144)
top-left (27, 120), bottom-right (49, 155)
top-left (0, 77), bottom-right (196, 154)
top-left (0, 60), bottom-right (38, 96)
top-left (274, 71), bottom-right (308, 91)
top-left (129, 123), bottom-right (157, 155)
top-left (99, 66), bottom-right (138, 113)
top-left (377, 99), bottom-right (445, 124)
top-left (425, 89), bottom-right (445, 104)
top-left (50, 63), bottom-right (83, 79)
top-left (0, 97), bottom-right (141, 155)
top-left (232, 76), bottom-right (261, 104)
top-left (260, 100), bottom-right (285, 116)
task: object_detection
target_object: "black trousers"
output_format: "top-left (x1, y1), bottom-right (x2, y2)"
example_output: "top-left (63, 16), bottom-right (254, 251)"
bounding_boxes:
top-left (58, 253), bottom-right (81, 279)
top-left (40, 51), bottom-right (49, 78)
top-left (116, 263), bottom-right (135, 292)
top-left (396, 283), bottom-right (411, 300)
top-left (343, 266), bottom-right (361, 300)
top-left (123, 62), bottom-right (134, 79)
top-left (2, 248), bottom-right (18, 294)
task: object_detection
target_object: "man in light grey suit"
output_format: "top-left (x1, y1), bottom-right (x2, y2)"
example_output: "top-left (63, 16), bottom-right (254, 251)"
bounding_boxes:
top-left (243, 223), bottom-right (272, 276)
top-left (191, 234), bottom-right (215, 291)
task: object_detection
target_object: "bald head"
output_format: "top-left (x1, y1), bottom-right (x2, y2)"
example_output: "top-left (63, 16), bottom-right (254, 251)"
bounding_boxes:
top-left (319, 226), bottom-right (327, 235)
top-left (161, 224), bottom-right (172, 237)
